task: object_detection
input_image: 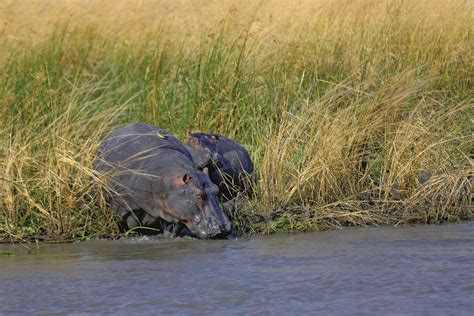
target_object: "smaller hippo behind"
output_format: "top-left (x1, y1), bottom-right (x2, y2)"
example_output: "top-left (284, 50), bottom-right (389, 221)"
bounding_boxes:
top-left (93, 123), bottom-right (232, 239)
top-left (186, 132), bottom-right (254, 201)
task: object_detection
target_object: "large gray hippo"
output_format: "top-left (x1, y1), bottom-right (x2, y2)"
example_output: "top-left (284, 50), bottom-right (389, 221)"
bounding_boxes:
top-left (93, 123), bottom-right (232, 239)
top-left (186, 132), bottom-right (254, 201)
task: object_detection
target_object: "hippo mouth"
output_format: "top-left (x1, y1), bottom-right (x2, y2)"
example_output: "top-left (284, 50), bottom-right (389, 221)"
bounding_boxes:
top-left (161, 220), bottom-right (230, 239)
top-left (192, 216), bottom-right (232, 239)
top-left (124, 209), bottom-right (231, 239)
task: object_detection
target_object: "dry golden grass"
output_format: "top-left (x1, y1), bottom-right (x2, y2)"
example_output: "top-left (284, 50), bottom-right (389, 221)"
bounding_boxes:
top-left (1, 1), bottom-right (471, 49)
top-left (258, 73), bottom-right (472, 230)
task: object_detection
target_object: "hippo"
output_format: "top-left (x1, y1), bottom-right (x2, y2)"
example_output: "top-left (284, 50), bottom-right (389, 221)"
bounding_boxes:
top-left (93, 123), bottom-right (232, 239)
top-left (186, 132), bottom-right (254, 201)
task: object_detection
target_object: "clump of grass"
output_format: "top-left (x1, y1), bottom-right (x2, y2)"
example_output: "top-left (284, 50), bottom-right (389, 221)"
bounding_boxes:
top-left (254, 73), bottom-right (471, 233)
top-left (0, 0), bottom-right (472, 241)
top-left (0, 76), bottom-right (134, 241)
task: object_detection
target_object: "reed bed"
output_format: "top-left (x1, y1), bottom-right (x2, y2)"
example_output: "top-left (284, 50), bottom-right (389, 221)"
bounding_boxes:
top-left (0, 0), bottom-right (472, 241)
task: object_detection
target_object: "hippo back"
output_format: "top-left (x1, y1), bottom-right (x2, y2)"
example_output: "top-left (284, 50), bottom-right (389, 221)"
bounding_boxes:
top-left (94, 123), bottom-right (193, 172)
top-left (213, 134), bottom-right (254, 176)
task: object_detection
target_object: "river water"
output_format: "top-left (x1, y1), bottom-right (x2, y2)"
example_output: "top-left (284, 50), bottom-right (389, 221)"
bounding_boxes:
top-left (1, 221), bottom-right (473, 315)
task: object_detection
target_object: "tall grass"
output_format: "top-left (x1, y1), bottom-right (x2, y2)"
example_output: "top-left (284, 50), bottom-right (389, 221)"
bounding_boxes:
top-left (0, 0), bottom-right (472, 241)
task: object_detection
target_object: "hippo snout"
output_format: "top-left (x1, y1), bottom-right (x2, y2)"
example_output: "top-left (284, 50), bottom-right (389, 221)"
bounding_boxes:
top-left (194, 217), bottom-right (231, 239)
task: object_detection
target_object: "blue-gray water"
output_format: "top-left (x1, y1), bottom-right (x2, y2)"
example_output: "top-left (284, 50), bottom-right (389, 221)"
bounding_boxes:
top-left (1, 221), bottom-right (473, 315)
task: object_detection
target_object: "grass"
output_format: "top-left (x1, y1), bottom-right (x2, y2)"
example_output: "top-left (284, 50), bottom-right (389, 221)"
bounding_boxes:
top-left (0, 0), bottom-right (472, 241)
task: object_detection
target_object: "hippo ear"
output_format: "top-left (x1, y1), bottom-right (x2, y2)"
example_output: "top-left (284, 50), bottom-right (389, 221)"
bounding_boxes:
top-left (189, 136), bottom-right (199, 146)
top-left (186, 131), bottom-right (193, 142)
top-left (183, 173), bottom-right (192, 184)
top-left (203, 167), bottom-right (209, 175)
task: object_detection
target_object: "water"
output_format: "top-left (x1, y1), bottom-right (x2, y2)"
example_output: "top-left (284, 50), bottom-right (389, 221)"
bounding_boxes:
top-left (1, 221), bottom-right (473, 315)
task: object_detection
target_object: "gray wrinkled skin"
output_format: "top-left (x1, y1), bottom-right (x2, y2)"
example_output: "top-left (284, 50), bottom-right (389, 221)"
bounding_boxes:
top-left (93, 123), bottom-right (232, 239)
top-left (183, 144), bottom-right (218, 170)
top-left (186, 132), bottom-right (254, 201)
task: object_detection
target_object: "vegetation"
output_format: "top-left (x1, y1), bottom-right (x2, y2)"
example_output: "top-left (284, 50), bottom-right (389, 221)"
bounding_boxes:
top-left (0, 0), bottom-right (472, 241)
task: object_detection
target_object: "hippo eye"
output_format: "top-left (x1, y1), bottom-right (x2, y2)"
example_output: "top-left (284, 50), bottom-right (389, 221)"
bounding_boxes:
top-left (196, 193), bottom-right (204, 202)
top-left (183, 174), bottom-right (192, 184)
top-left (190, 137), bottom-right (199, 146)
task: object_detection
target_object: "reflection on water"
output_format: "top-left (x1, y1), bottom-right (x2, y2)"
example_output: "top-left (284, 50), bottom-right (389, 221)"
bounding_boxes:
top-left (1, 221), bottom-right (473, 314)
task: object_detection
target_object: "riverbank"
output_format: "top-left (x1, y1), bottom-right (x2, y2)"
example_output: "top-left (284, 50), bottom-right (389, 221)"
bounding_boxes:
top-left (0, 0), bottom-right (472, 242)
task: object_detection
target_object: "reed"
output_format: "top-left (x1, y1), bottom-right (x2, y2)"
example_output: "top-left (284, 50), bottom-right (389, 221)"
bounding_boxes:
top-left (0, 0), bottom-right (472, 241)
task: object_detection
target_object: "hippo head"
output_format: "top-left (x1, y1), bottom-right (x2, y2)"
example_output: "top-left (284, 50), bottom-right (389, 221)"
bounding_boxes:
top-left (152, 168), bottom-right (232, 239)
top-left (186, 132), bottom-right (231, 172)
top-left (185, 132), bottom-right (220, 170)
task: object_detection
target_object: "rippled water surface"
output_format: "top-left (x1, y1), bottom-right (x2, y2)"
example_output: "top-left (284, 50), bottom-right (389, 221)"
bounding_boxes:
top-left (1, 221), bottom-right (473, 314)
